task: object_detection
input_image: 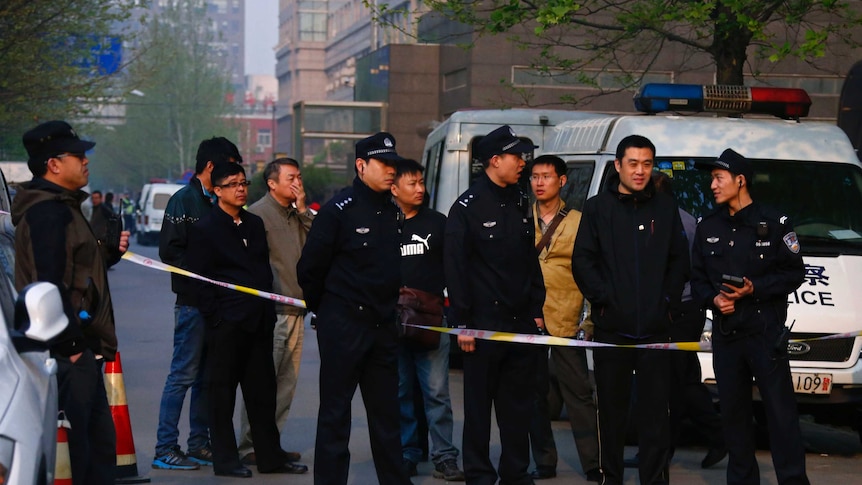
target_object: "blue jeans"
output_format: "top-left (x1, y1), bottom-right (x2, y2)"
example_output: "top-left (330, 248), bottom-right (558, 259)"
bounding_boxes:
top-left (398, 336), bottom-right (459, 465)
top-left (155, 305), bottom-right (209, 454)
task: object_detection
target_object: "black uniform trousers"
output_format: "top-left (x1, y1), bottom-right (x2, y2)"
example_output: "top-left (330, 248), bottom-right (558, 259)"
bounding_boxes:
top-left (669, 306), bottom-right (724, 451)
top-left (529, 347), bottom-right (557, 473)
top-left (314, 300), bottom-right (409, 485)
top-left (463, 338), bottom-right (536, 485)
top-left (712, 323), bottom-right (809, 485)
top-left (205, 319), bottom-right (285, 474)
top-left (593, 332), bottom-right (670, 485)
top-left (57, 349), bottom-right (116, 485)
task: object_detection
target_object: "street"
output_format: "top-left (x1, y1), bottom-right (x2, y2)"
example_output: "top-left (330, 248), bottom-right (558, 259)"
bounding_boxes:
top-left (110, 241), bottom-right (861, 484)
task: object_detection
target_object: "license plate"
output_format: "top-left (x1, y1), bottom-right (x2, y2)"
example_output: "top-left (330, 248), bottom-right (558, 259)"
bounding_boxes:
top-left (791, 373), bottom-right (832, 394)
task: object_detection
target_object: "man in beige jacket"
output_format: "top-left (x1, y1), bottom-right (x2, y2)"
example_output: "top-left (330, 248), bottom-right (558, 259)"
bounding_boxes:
top-left (240, 157), bottom-right (315, 468)
top-left (528, 155), bottom-right (600, 483)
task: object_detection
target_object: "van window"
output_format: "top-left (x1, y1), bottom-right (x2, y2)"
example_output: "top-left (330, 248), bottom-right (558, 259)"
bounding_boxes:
top-left (660, 158), bottom-right (862, 256)
top-left (153, 193), bottom-right (173, 211)
top-left (424, 140), bottom-right (444, 208)
top-left (561, 162), bottom-right (595, 212)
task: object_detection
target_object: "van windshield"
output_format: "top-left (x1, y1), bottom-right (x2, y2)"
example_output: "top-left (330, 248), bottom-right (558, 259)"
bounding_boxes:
top-left (657, 158), bottom-right (862, 256)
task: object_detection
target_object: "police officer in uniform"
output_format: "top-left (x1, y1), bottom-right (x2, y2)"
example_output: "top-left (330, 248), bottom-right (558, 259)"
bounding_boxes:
top-left (691, 148), bottom-right (809, 485)
top-left (297, 133), bottom-right (411, 485)
top-left (444, 125), bottom-right (546, 485)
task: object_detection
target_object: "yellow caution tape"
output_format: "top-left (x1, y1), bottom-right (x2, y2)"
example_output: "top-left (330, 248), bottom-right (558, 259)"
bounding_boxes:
top-left (122, 251), bottom-right (862, 351)
top-left (122, 251), bottom-right (306, 309)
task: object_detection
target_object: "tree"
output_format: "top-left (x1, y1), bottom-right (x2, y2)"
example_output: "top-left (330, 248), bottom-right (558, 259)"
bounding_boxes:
top-left (0, 0), bottom-right (139, 158)
top-left (374, 0), bottom-right (862, 93)
top-left (91, 0), bottom-right (237, 189)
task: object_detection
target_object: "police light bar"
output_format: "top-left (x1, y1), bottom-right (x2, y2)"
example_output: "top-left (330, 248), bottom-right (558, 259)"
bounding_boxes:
top-left (634, 83), bottom-right (811, 119)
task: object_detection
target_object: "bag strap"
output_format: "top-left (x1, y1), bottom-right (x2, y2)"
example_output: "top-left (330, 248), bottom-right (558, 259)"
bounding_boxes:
top-left (536, 207), bottom-right (569, 252)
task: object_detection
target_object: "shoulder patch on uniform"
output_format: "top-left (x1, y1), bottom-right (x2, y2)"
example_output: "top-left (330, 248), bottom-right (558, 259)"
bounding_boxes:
top-left (457, 193), bottom-right (477, 207)
top-left (334, 196), bottom-right (353, 211)
top-left (783, 232), bottom-right (800, 253)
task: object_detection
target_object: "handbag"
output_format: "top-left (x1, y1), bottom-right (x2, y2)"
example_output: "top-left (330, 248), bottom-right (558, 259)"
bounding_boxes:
top-left (396, 287), bottom-right (443, 351)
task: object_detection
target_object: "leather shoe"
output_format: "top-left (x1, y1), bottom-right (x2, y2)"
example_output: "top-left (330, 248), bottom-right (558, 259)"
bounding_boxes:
top-left (283, 451), bottom-right (301, 462)
top-left (261, 462), bottom-right (308, 474)
top-left (701, 447), bottom-right (727, 469)
top-left (214, 466), bottom-right (252, 478)
top-left (530, 469), bottom-right (556, 479)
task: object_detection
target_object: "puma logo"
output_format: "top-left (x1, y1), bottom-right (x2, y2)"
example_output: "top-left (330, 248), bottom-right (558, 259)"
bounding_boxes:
top-left (411, 233), bottom-right (431, 250)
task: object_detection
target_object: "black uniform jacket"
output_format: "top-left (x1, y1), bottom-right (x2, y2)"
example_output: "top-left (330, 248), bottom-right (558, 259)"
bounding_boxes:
top-left (297, 177), bottom-right (402, 324)
top-left (572, 174), bottom-right (689, 339)
top-left (443, 172), bottom-right (545, 332)
top-left (691, 201), bottom-right (805, 337)
top-left (185, 204), bottom-right (275, 332)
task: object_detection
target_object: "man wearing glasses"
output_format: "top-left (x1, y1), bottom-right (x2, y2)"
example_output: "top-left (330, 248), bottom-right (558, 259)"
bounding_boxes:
top-left (13, 120), bottom-right (130, 485)
top-left (154, 137), bottom-right (242, 471)
top-left (186, 162), bottom-right (307, 478)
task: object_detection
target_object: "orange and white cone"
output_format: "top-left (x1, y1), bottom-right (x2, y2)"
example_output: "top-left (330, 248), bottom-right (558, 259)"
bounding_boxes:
top-left (54, 412), bottom-right (72, 485)
top-left (104, 352), bottom-right (150, 484)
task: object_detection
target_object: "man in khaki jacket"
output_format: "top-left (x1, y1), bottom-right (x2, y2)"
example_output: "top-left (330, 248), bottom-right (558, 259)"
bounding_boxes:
top-left (528, 155), bottom-right (600, 483)
top-left (240, 157), bottom-right (315, 468)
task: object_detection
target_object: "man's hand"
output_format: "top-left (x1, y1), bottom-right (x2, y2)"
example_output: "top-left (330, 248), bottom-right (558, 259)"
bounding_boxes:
top-left (720, 277), bottom-right (754, 300)
top-left (458, 335), bottom-right (476, 353)
top-left (70, 352), bottom-right (83, 364)
top-left (292, 178), bottom-right (307, 213)
top-left (713, 293), bottom-right (736, 315)
top-left (118, 231), bottom-right (130, 254)
top-left (535, 317), bottom-right (545, 331)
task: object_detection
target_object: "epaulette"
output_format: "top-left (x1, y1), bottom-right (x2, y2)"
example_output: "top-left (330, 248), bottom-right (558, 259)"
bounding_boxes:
top-left (334, 195), bottom-right (354, 211)
top-left (330, 187), bottom-right (355, 211)
top-left (699, 205), bottom-right (724, 221)
top-left (456, 190), bottom-right (479, 208)
top-left (758, 205), bottom-right (792, 226)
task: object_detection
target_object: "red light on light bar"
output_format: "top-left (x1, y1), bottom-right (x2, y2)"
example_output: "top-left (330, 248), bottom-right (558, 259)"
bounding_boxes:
top-left (750, 87), bottom-right (811, 119)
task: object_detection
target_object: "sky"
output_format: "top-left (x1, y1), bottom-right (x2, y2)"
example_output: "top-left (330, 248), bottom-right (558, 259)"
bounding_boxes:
top-left (245, 0), bottom-right (278, 76)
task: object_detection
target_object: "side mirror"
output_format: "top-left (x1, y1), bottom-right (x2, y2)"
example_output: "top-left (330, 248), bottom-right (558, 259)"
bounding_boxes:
top-left (14, 282), bottom-right (68, 345)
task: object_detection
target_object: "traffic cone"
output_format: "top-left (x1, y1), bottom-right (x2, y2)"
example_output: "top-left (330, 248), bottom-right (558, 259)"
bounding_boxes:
top-left (104, 352), bottom-right (150, 484)
top-left (54, 412), bottom-right (72, 485)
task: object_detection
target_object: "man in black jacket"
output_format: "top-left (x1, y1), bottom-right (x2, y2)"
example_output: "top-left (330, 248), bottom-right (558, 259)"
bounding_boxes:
top-left (572, 135), bottom-right (689, 485)
top-left (154, 137), bottom-right (241, 470)
top-left (186, 162), bottom-right (307, 478)
top-left (444, 125), bottom-right (546, 485)
top-left (297, 132), bottom-right (410, 485)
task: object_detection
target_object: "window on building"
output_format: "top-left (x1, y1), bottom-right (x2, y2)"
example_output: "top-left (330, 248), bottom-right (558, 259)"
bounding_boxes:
top-left (512, 67), bottom-right (673, 90)
top-left (258, 129), bottom-right (272, 147)
top-left (444, 69), bottom-right (467, 92)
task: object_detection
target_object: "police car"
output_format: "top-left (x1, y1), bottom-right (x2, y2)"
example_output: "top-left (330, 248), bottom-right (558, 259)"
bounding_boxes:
top-left (423, 85), bottom-right (862, 433)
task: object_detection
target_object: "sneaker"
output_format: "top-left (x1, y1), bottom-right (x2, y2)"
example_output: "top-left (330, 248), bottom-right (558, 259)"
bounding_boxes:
top-left (187, 446), bottom-right (214, 466)
top-left (152, 448), bottom-right (200, 470)
top-left (433, 458), bottom-right (465, 481)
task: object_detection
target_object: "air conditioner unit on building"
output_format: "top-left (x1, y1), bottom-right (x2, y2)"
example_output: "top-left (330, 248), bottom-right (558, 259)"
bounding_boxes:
top-left (255, 144), bottom-right (265, 154)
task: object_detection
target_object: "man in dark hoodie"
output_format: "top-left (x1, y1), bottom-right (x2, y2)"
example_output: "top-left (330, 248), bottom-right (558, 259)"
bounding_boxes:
top-left (572, 134), bottom-right (689, 485)
top-left (13, 120), bottom-right (129, 485)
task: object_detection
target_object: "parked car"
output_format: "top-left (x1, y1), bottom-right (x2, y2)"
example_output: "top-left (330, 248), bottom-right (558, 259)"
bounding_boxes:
top-left (0, 169), bottom-right (67, 485)
top-left (135, 183), bottom-right (184, 245)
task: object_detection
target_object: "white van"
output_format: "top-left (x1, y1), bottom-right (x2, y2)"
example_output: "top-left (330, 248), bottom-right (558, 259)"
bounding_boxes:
top-left (422, 109), bottom-right (598, 213)
top-left (136, 183), bottom-right (184, 246)
top-left (423, 85), bottom-right (862, 429)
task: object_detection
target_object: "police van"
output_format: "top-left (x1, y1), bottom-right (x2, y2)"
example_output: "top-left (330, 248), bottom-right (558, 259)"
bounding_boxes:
top-left (135, 182), bottom-right (184, 246)
top-left (422, 85), bottom-right (862, 428)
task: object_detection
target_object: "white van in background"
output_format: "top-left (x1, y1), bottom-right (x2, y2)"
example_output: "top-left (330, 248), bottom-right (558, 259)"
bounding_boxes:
top-left (423, 85), bottom-right (862, 434)
top-left (421, 109), bottom-right (595, 213)
top-left (135, 183), bottom-right (184, 246)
